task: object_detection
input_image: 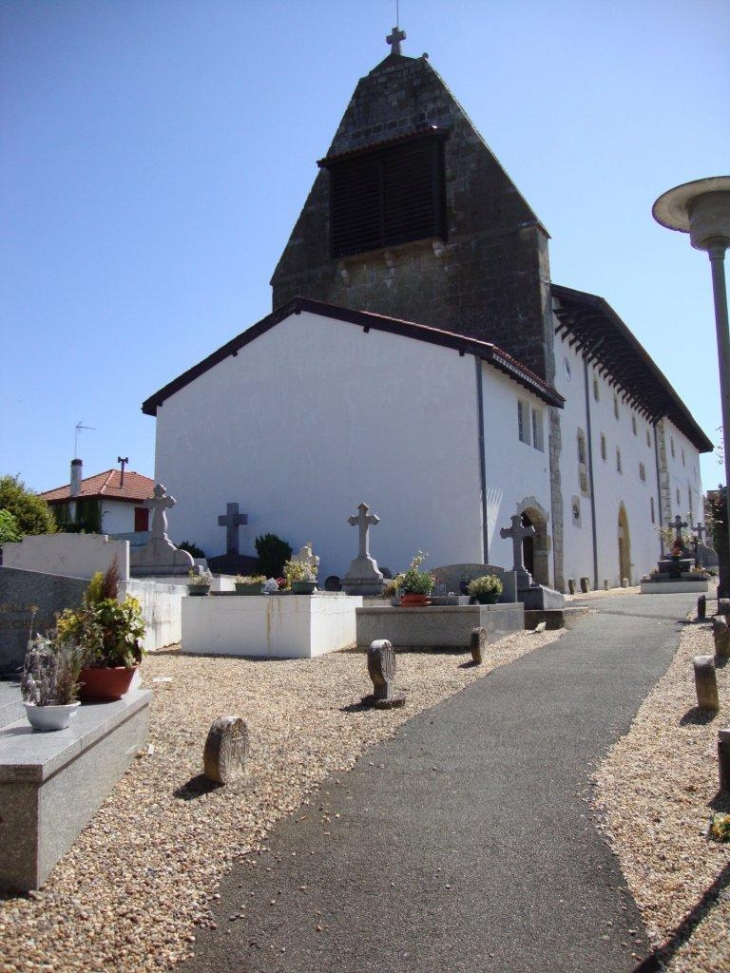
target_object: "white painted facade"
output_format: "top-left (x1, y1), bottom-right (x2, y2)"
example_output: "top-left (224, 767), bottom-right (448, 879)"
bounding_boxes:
top-left (100, 500), bottom-right (140, 536)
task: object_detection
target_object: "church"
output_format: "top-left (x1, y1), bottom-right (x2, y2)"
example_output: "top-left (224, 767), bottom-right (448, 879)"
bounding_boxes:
top-left (142, 33), bottom-right (711, 591)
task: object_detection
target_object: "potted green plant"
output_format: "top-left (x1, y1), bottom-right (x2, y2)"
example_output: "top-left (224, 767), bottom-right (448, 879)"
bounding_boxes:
top-left (467, 574), bottom-right (504, 605)
top-left (283, 559), bottom-right (318, 594)
top-left (57, 561), bottom-right (146, 702)
top-left (234, 574), bottom-right (266, 594)
top-left (188, 568), bottom-right (213, 596)
top-left (396, 551), bottom-right (435, 606)
top-left (21, 634), bottom-right (84, 731)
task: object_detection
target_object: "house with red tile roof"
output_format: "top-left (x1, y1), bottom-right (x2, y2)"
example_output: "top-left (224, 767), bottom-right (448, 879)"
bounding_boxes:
top-left (41, 461), bottom-right (154, 536)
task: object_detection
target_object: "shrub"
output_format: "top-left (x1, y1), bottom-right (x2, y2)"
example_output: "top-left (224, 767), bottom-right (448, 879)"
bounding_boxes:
top-left (255, 533), bottom-right (293, 578)
top-left (178, 540), bottom-right (206, 558)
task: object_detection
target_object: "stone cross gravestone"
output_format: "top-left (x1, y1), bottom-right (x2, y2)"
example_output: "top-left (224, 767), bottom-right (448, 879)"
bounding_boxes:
top-left (362, 639), bottom-right (405, 708)
top-left (218, 503), bottom-right (248, 555)
top-left (203, 716), bottom-right (249, 784)
top-left (670, 515), bottom-right (689, 549)
top-left (343, 502), bottom-right (384, 596)
top-left (291, 542), bottom-right (320, 575)
top-left (130, 483), bottom-right (195, 577)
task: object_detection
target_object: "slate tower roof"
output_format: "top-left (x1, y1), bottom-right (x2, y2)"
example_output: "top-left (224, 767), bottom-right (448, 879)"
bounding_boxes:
top-left (271, 52), bottom-right (555, 381)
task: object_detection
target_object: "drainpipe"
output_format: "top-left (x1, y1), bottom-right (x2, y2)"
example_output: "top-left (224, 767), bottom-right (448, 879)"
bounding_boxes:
top-left (475, 357), bottom-right (489, 562)
top-left (582, 361), bottom-right (599, 589)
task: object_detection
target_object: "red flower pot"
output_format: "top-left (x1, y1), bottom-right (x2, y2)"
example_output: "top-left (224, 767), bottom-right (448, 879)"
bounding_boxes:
top-left (399, 593), bottom-right (431, 607)
top-left (79, 665), bottom-right (138, 702)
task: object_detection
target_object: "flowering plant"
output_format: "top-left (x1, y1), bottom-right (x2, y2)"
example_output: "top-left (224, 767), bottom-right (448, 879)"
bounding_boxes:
top-left (21, 634), bottom-right (83, 706)
top-left (283, 559), bottom-right (318, 588)
top-left (234, 574), bottom-right (266, 584)
top-left (395, 551), bottom-right (435, 595)
top-left (188, 568), bottom-right (214, 586)
top-left (467, 575), bottom-right (504, 600)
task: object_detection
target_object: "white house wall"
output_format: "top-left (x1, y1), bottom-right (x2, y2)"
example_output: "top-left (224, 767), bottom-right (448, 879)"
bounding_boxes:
top-left (100, 500), bottom-right (137, 536)
top-left (153, 311), bottom-right (485, 581)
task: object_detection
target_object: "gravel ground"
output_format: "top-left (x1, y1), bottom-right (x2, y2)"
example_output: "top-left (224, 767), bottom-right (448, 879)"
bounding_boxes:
top-left (0, 628), bottom-right (560, 973)
top-left (594, 592), bottom-right (730, 973)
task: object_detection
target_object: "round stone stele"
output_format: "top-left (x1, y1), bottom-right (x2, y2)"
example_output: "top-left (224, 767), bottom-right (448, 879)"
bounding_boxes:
top-left (203, 716), bottom-right (248, 784)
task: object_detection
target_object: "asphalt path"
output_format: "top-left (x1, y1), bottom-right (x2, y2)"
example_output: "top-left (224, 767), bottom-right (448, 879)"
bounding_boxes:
top-left (182, 591), bottom-right (698, 973)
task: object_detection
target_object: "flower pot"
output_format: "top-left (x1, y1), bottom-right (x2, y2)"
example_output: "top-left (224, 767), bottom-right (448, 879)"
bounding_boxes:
top-left (235, 583), bottom-right (262, 595)
top-left (291, 581), bottom-right (317, 594)
top-left (475, 593), bottom-right (500, 605)
top-left (399, 593), bottom-right (431, 606)
top-left (188, 585), bottom-right (211, 596)
top-left (25, 701), bottom-right (80, 731)
top-left (78, 665), bottom-right (138, 702)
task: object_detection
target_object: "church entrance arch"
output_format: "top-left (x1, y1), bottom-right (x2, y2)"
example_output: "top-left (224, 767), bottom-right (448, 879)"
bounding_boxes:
top-left (516, 498), bottom-right (550, 587)
top-left (618, 503), bottom-right (632, 585)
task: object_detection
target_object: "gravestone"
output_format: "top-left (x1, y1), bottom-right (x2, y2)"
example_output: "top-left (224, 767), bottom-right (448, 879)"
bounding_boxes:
top-left (430, 563), bottom-right (504, 596)
top-left (470, 627), bottom-right (487, 665)
top-left (694, 655), bottom-right (719, 712)
top-left (713, 617), bottom-right (730, 659)
top-left (698, 595), bottom-right (707, 621)
top-left (499, 515), bottom-right (565, 610)
top-left (130, 484), bottom-right (194, 577)
top-left (207, 503), bottom-right (258, 575)
top-left (291, 543), bottom-right (320, 575)
top-left (203, 716), bottom-right (248, 784)
top-left (362, 639), bottom-right (405, 708)
top-left (343, 503), bottom-right (384, 596)
top-left (500, 514), bottom-right (535, 588)
top-left (0, 568), bottom-right (87, 674)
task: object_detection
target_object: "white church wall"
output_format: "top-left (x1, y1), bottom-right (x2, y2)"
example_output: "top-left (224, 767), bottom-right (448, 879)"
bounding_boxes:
top-left (552, 335), bottom-right (597, 588)
top-left (661, 421), bottom-right (704, 528)
top-left (153, 311), bottom-right (485, 581)
top-left (552, 329), bottom-right (665, 588)
top-left (479, 366), bottom-right (552, 578)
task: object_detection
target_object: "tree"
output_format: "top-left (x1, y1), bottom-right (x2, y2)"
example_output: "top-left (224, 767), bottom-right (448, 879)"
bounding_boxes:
top-left (0, 508), bottom-right (20, 545)
top-left (0, 474), bottom-right (57, 536)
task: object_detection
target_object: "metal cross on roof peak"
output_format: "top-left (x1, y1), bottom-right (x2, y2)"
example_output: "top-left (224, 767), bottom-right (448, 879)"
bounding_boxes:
top-left (386, 25), bottom-right (406, 55)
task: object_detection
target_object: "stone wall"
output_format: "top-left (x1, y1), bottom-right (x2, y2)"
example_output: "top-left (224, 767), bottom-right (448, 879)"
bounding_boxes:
top-left (271, 54), bottom-right (554, 382)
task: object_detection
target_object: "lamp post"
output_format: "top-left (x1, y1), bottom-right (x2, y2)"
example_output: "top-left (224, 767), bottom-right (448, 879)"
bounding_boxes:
top-left (653, 177), bottom-right (730, 595)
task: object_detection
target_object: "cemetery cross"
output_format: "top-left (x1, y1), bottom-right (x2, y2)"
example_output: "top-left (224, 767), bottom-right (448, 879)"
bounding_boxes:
top-left (348, 503), bottom-right (379, 559)
top-left (500, 514), bottom-right (535, 574)
top-left (671, 514), bottom-right (688, 547)
top-left (218, 503), bottom-right (248, 555)
top-left (145, 484), bottom-right (176, 539)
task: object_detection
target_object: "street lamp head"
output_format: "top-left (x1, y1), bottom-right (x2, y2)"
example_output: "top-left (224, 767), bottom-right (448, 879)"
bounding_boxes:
top-left (653, 176), bottom-right (730, 252)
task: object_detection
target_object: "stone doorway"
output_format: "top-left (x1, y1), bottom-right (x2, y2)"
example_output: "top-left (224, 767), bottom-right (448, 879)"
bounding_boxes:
top-left (517, 500), bottom-right (550, 587)
top-left (618, 503), bottom-right (632, 584)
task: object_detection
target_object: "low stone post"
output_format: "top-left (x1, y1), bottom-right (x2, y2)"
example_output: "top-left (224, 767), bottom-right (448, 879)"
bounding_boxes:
top-left (718, 598), bottom-right (730, 617)
top-left (718, 729), bottom-right (730, 792)
top-left (470, 627), bottom-right (487, 665)
top-left (203, 716), bottom-right (248, 784)
top-left (694, 655), bottom-right (720, 712)
top-left (567, 578), bottom-right (576, 595)
top-left (580, 577), bottom-right (590, 593)
top-left (713, 617), bottom-right (730, 659)
top-left (698, 595), bottom-right (706, 621)
top-left (363, 640), bottom-right (405, 708)
top-left (621, 577), bottom-right (629, 588)
top-left (603, 579), bottom-right (609, 591)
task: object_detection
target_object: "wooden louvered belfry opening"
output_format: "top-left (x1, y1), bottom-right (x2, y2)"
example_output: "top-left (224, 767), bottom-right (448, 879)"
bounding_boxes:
top-left (320, 129), bottom-right (449, 259)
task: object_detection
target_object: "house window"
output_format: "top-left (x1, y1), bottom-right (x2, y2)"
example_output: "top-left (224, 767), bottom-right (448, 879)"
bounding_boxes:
top-left (321, 130), bottom-right (449, 258)
top-left (616, 447), bottom-right (622, 474)
top-left (518, 399), bottom-right (531, 445)
top-left (639, 462), bottom-right (646, 482)
top-left (600, 434), bottom-right (607, 461)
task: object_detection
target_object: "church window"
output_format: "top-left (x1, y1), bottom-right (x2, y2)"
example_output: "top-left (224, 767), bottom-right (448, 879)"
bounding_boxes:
top-left (531, 407), bottom-right (544, 452)
top-left (593, 375), bottom-right (600, 401)
top-left (676, 487), bottom-right (681, 504)
top-left (577, 430), bottom-right (590, 496)
top-left (639, 462), bottom-right (646, 482)
top-left (650, 496), bottom-right (655, 524)
top-left (632, 415), bottom-right (637, 435)
top-left (518, 399), bottom-right (531, 446)
top-left (646, 428), bottom-right (652, 447)
top-left (671, 437), bottom-right (675, 458)
top-left (572, 497), bottom-right (582, 527)
top-left (600, 434), bottom-right (606, 461)
top-left (616, 448), bottom-right (622, 474)
top-left (564, 357), bottom-right (571, 380)
top-left (681, 447), bottom-right (685, 466)
top-left (321, 130), bottom-right (449, 258)
top-left (613, 393), bottom-right (619, 419)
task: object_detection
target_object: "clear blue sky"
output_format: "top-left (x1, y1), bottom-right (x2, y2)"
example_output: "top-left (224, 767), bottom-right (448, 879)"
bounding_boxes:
top-left (1, 0), bottom-right (728, 497)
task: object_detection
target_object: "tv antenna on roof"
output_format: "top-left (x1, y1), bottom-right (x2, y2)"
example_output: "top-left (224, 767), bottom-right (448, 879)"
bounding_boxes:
top-left (74, 421), bottom-right (95, 457)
